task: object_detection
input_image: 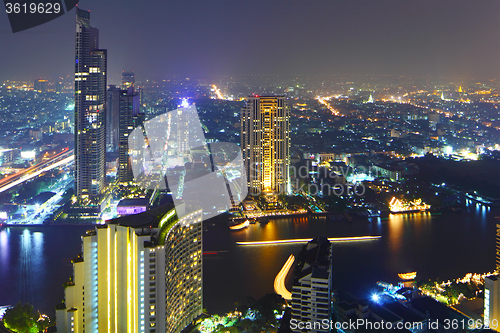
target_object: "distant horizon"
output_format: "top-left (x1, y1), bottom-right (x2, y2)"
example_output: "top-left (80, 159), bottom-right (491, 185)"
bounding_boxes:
top-left (1, 0), bottom-right (499, 82)
top-left (2, 72), bottom-right (499, 86)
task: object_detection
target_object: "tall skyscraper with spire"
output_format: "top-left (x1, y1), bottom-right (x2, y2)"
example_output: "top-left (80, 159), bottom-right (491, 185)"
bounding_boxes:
top-left (74, 7), bottom-right (107, 203)
top-left (241, 96), bottom-right (291, 196)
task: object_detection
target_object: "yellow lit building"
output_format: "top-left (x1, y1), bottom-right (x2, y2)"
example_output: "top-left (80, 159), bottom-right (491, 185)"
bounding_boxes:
top-left (56, 204), bottom-right (202, 333)
top-left (241, 96), bottom-right (291, 195)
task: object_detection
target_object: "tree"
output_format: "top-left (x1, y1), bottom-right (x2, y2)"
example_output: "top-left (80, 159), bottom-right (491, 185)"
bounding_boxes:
top-left (2, 302), bottom-right (39, 333)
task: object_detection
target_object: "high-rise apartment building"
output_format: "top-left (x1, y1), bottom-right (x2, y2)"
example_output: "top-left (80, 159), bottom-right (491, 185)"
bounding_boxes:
top-left (74, 7), bottom-right (107, 202)
top-left (107, 72), bottom-right (141, 183)
top-left (485, 276), bottom-right (500, 329)
top-left (291, 237), bottom-right (332, 332)
top-left (107, 85), bottom-right (121, 152)
top-left (485, 223), bottom-right (500, 329)
top-left (118, 87), bottom-right (141, 183)
top-left (56, 204), bottom-right (203, 333)
top-left (241, 96), bottom-right (291, 195)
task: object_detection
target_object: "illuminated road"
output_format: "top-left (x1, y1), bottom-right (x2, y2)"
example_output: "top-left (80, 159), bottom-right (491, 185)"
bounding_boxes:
top-left (212, 84), bottom-right (225, 99)
top-left (317, 96), bottom-right (341, 116)
top-left (274, 254), bottom-right (294, 301)
top-left (0, 149), bottom-right (74, 194)
top-left (236, 235), bottom-right (381, 246)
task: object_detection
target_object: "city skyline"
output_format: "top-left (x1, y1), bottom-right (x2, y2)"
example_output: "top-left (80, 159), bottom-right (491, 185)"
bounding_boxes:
top-left (1, 1), bottom-right (500, 332)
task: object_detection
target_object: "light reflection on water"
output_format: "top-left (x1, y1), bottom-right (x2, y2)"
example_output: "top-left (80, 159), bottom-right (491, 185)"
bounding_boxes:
top-left (0, 226), bottom-right (89, 317)
top-left (204, 207), bottom-right (497, 314)
top-left (16, 230), bottom-right (46, 307)
top-left (0, 204), bottom-right (497, 318)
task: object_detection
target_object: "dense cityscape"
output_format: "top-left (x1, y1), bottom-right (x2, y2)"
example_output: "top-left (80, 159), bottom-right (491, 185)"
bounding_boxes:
top-left (1, 1), bottom-right (500, 333)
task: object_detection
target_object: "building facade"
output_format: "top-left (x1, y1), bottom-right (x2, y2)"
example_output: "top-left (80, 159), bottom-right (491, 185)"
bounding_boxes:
top-left (107, 81), bottom-right (141, 183)
top-left (56, 205), bottom-right (202, 333)
top-left (485, 276), bottom-right (500, 329)
top-left (74, 7), bottom-right (107, 202)
top-left (117, 87), bottom-right (141, 183)
top-left (241, 96), bottom-right (290, 195)
top-left (107, 85), bottom-right (121, 153)
top-left (496, 223), bottom-right (500, 272)
top-left (291, 237), bottom-right (332, 332)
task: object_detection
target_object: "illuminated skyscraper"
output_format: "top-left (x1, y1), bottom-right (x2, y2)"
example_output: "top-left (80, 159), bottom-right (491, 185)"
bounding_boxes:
top-left (117, 87), bottom-right (141, 183)
top-left (107, 85), bottom-right (120, 152)
top-left (74, 8), bottom-right (107, 202)
top-left (485, 276), bottom-right (500, 328)
top-left (291, 238), bottom-right (332, 332)
top-left (241, 96), bottom-right (290, 195)
top-left (56, 204), bottom-right (203, 333)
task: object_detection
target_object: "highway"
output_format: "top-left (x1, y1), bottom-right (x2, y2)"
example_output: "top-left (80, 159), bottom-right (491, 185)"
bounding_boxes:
top-left (0, 148), bottom-right (74, 194)
top-left (212, 84), bottom-right (225, 100)
top-left (317, 96), bottom-right (341, 116)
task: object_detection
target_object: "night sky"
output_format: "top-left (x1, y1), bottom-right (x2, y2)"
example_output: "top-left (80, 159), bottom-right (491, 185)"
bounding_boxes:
top-left (1, 0), bottom-right (499, 84)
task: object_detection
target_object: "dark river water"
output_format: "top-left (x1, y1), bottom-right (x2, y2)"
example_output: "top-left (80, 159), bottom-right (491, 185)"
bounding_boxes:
top-left (0, 201), bottom-right (497, 318)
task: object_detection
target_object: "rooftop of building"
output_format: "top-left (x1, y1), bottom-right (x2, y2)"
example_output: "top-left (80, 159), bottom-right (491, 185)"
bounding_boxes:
top-left (336, 301), bottom-right (356, 312)
top-left (369, 302), bottom-right (401, 323)
top-left (107, 202), bottom-right (176, 229)
top-left (382, 301), bottom-right (425, 323)
top-left (117, 198), bottom-right (150, 207)
top-left (410, 296), bottom-right (468, 322)
top-left (452, 297), bottom-right (483, 321)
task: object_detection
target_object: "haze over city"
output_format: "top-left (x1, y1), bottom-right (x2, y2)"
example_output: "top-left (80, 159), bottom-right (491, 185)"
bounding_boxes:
top-left (1, 0), bottom-right (500, 82)
top-left (1, 1), bottom-right (500, 333)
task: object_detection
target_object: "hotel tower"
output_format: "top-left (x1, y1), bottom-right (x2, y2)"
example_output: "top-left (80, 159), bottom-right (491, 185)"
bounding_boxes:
top-left (56, 204), bottom-right (203, 333)
top-left (241, 96), bottom-right (291, 195)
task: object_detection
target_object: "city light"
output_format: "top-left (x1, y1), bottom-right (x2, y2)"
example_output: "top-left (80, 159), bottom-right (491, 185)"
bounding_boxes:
top-left (229, 220), bottom-right (250, 230)
top-left (398, 272), bottom-right (417, 280)
top-left (236, 236), bottom-right (381, 246)
top-left (316, 96), bottom-right (341, 116)
top-left (211, 84), bottom-right (224, 99)
top-left (274, 254), bottom-right (294, 300)
top-left (0, 154), bottom-right (74, 194)
top-left (389, 197), bottom-right (430, 213)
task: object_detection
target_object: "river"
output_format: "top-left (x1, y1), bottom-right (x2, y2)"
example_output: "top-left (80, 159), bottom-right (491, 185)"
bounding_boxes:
top-left (0, 202), bottom-right (497, 317)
